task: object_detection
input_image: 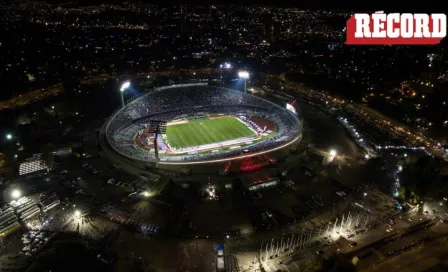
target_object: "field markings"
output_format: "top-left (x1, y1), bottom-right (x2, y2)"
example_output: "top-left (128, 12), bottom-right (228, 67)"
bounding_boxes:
top-left (227, 118), bottom-right (255, 139)
top-left (197, 120), bottom-right (220, 145)
top-left (159, 135), bottom-right (301, 165)
top-left (165, 117), bottom-right (257, 149)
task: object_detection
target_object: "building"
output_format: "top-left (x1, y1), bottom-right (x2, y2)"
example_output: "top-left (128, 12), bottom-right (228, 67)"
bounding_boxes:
top-left (18, 154), bottom-right (48, 176)
top-left (241, 170), bottom-right (279, 191)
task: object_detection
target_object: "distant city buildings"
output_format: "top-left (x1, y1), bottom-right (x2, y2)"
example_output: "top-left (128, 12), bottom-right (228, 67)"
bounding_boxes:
top-left (0, 3), bottom-right (446, 144)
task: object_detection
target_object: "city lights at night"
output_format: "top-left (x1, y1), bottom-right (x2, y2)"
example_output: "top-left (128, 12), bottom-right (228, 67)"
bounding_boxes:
top-left (0, 3), bottom-right (446, 272)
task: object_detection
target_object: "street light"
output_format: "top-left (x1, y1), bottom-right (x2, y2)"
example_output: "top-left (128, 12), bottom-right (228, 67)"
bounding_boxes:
top-left (143, 191), bottom-right (150, 197)
top-left (74, 210), bottom-right (81, 217)
top-left (120, 81), bottom-right (131, 108)
top-left (11, 189), bottom-right (21, 199)
top-left (238, 71), bottom-right (249, 93)
top-left (5, 133), bottom-right (13, 140)
top-left (329, 149), bottom-right (337, 157)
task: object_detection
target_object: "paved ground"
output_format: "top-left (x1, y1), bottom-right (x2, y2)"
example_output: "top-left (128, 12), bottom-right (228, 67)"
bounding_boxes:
top-left (111, 232), bottom-right (217, 271)
top-left (369, 236), bottom-right (448, 272)
top-left (226, 195), bottom-right (448, 272)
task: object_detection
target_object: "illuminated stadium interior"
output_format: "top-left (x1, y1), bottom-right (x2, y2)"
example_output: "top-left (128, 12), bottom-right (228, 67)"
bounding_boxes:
top-left (103, 83), bottom-right (302, 163)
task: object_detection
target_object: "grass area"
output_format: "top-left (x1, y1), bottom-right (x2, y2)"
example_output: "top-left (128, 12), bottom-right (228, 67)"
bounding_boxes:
top-left (165, 117), bottom-right (255, 149)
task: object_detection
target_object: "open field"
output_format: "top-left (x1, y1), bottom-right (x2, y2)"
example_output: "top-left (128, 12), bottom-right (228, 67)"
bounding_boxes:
top-left (165, 117), bottom-right (255, 149)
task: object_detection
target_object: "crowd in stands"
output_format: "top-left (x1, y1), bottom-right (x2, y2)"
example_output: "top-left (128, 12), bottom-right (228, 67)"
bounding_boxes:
top-left (238, 115), bottom-right (271, 134)
top-left (105, 84), bottom-right (301, 162)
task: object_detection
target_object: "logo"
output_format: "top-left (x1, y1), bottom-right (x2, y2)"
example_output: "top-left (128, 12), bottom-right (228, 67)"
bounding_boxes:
top-left (346, 12), bottom-right (446, 45)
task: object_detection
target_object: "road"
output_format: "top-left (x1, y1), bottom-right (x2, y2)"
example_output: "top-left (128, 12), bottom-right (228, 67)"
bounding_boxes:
top-left (229, 208), bottom-right (448, 272)
top-left (265, 73), bottom-right (447, 160)
top-left (370, 237), bottom-right (448, 272)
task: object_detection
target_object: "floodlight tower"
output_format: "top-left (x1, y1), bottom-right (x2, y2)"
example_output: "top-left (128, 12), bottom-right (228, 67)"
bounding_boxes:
top-left (219, 63), bottom-right (232, 86)
top-left (120, 81), bottom-right (131, 108)
top-left (145, 120), bottom-right (167, 162)
top-left (238, 71), bottom-right (249, 93)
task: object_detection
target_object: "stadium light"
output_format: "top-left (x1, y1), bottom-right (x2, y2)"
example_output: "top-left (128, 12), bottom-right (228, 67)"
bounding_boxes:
top-left (11, 189), bottom-right (21, 199)
top-left (238, 71), bottom-right (249, 79)
top-left (219, 63), bottom-right (232, 86)
top-left (238, 71), bottom-right (249, 93)
top-left (119, 81), bottom-right (131, 108)
top-left (120, 81), bottom-right (130, 92)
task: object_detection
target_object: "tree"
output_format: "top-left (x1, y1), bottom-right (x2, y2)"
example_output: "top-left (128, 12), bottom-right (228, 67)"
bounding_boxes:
top-left (319, 255), bottom-right (356, 272)
top-left (360, 157), bottom-right (394, 192)
top-left (303, 258), bottom-right (322, 272)
top-left (400, 156), bottom-right (448, 200)
top-left (16, 113), bottom-right (32, 125)
top-left (26, 240), bottom-right (107, 272)
top-left (40, 144), bottom-right (54, 169)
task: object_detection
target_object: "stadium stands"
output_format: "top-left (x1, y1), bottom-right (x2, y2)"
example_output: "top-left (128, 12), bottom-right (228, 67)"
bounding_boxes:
top-left (104, 84), bottom-right (302, 162)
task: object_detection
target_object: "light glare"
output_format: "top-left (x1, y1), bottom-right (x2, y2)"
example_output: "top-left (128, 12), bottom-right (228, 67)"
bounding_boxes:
top-left (11, 189), bottom-right (21, 199)
top-left (238, 71), bottom-right (249, 79)
top-left (120, 81), bottom-right (131, 92)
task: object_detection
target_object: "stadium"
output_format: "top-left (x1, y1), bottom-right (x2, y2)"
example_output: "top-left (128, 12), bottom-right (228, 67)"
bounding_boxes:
top-left (102, 83), bottom-right (302, 164)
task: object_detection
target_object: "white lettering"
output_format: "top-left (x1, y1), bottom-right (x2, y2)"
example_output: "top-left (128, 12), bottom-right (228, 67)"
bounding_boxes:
top-left (401, 13), bottom-right (414, 38)
top-left (413, 14), bottom-right (430, 38)
top-left (386, 13), bottom-right (400, 38)
top-left (431, 14), bottom-right (447, 38)
top-left (351, 13), bottom-right (446, 41)
top-left (354, 14), bottom-right (371, 38)
top-left (372, 13), bottom-right (387, 38)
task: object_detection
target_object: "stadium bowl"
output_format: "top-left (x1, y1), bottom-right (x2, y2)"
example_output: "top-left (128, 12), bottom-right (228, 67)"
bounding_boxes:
top-left (101, 84), bottom-right (302, 164)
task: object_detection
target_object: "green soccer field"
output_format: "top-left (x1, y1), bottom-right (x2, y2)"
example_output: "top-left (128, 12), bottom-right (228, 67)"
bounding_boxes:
top-left (165, 117), bottom-right (256, 149)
